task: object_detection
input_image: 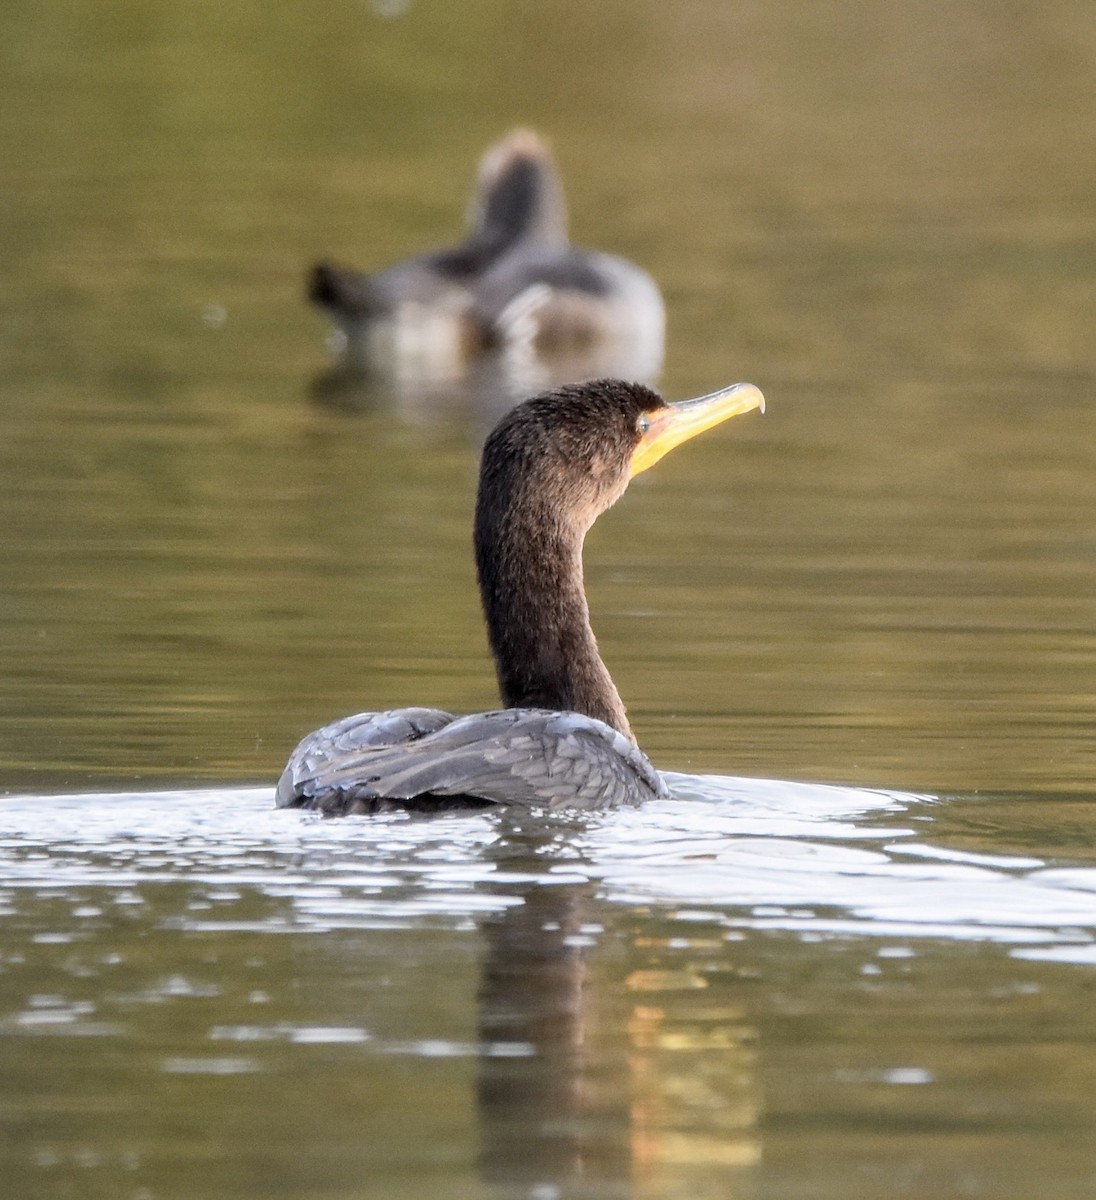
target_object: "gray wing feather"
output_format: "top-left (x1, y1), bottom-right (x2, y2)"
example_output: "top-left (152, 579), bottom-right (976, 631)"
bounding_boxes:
top-left (275, 708), bottom-right (456, 809)
top-left (276, 707), bottom-right (666, 815)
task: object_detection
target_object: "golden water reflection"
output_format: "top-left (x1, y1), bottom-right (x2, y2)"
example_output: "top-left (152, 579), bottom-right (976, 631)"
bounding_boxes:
top-left (476, 830), bottom-right (759, 1199)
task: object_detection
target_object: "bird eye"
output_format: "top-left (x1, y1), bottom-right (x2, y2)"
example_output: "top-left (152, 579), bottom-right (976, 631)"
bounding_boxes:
top-left (637, 416), bottom-right (650, 435)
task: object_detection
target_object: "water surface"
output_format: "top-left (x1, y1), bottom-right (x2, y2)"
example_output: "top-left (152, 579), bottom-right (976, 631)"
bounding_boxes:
top-left (2, 1), bottom-right (1096, 1196)
top-left (3, 779), bottom-right (1096, 1199)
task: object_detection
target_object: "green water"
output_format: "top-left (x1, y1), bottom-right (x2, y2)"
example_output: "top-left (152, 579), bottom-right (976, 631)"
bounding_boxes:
top-left (2, 1), bottom-right (1096, 1196)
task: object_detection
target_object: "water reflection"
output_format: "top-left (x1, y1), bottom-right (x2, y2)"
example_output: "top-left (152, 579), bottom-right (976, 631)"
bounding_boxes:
top-left (3, 0), bottom-right (1096, 1193)
top-left (476, 831), bottom-right (760, 1199)
top-left (476, 842), bottom-right (629, 1196)
top-left (309, 329), bottom-right (665, 432)
top-left (5, 781), bottom-right (1096, 1196)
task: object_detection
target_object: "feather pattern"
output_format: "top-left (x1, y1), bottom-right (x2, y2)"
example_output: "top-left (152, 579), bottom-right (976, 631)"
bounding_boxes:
top-left (276, 707), bottom-right (666, 815)
top-left (274, 378), bottom-right (763, 816)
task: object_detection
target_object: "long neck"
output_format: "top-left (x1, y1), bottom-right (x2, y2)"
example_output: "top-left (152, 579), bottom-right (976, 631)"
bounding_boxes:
top-left (468, 146), bottom-right (567, 258)
top-left (474, 472), bottom-right (632, 740)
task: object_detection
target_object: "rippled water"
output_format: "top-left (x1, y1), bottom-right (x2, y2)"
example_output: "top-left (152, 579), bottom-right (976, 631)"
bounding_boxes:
top-left (4, 0), bottom-right (1096, 1196)
top-left (5, 781), bottom-right (1096, 1198)
top-left (7, 777), bottom-right (1096, 950)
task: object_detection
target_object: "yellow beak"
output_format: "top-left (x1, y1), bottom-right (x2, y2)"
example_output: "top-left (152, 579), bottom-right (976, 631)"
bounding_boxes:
top-left (629, 382), bottom-right (765, 478)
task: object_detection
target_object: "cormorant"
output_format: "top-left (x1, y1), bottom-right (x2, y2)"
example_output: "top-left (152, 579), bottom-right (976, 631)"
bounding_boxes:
top-left (276, 377), bottom-right (764, 815)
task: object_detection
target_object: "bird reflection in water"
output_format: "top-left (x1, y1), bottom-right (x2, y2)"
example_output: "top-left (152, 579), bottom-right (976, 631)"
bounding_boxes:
top-left (306, 129), bottom-right (665, 419)
top-left (476, 825), bottom-right (759, 1199)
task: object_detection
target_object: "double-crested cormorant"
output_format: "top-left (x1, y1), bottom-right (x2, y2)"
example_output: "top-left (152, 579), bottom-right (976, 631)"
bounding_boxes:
top-left (276, 378), bottom-right (764, 815)
top-left (308, 131), bottom-right (665, 381)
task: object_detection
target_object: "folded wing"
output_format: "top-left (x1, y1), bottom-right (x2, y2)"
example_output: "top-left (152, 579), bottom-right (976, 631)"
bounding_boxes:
top-left (276, 707), bottom-right (666, 815)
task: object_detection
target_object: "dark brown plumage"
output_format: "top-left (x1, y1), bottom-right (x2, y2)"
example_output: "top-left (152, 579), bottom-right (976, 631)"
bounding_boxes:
top-left (475, 380), bottom-right (659, 738)
top-left (275, 377), bottom-right (764, 815)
